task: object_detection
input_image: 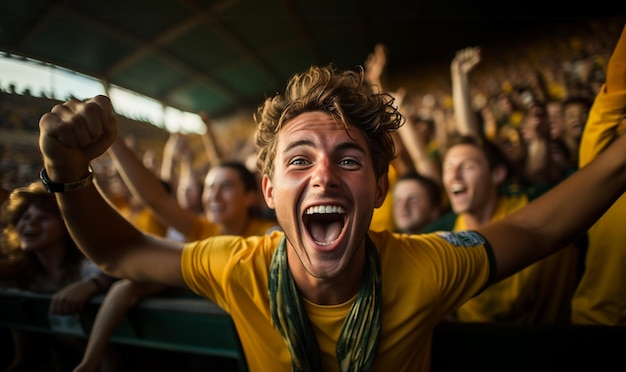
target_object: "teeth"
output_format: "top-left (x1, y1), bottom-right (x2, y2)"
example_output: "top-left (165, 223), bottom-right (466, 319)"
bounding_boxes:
top-left (451, 184), bottom-right (465, 193)
top-left (315, 240), bottom-right (333, 246)
top-left (209, 204), bottom-right (224, 212)
top-left (305, 205), bottom-right (345, 215)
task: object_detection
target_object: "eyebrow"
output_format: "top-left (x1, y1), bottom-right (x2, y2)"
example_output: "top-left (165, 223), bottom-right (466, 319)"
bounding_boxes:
top-left (443, 157), bottom-right (483, 167)
top-left (283, 139), bottom-right (367, 155)
top-left (284, 139), bottom-right (314, 153)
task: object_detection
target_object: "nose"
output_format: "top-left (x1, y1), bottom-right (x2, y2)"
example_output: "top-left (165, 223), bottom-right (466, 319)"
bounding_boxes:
top-left (19, 216), bottom-right (39, 229)
top-left (443, 165), bottom-right (462, 182)
top-left (311, 157), bottom-right (339, 190)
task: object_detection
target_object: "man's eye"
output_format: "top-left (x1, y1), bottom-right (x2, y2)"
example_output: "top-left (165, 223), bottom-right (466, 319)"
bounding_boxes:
top-left (339, 158), bottom-right (360, 167)
top-left (462, 164), bottom-right (476, 171)
top-left (290, 158), bottom-right (308, 166)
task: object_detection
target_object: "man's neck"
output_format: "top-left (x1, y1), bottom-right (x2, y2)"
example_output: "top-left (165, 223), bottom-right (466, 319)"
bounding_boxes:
top-left (287, 243), bottom-right (366, 306)
top-left (462, 194), bottom-right (499, 230)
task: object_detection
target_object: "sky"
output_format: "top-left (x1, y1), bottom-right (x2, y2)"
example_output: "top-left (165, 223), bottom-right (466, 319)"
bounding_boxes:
top-left (0, 53), bottom-right (205, 134)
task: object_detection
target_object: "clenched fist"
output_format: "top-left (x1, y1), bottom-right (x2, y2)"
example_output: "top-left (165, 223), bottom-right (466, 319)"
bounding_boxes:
top-left (39, 95), bottom-right (118, 181)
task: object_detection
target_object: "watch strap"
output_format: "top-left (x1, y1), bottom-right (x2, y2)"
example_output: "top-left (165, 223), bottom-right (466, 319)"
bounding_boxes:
top-left (40, 168), bottom-right (94, 193)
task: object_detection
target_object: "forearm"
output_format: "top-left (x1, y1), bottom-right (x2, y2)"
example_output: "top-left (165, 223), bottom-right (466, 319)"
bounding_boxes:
top-left (479, 132), bottom-right (626, 281)
top-left (160, 148), bottom-right (178, 186)
top-left (397, 111), bottom-right (441, 182)
top-left (52, 180), bottom-right (145, 275)
top-left (451, 68), bottom-right (478, 136)
top-left (201, 129), bottom-right (222, 165)
top-left (524, 138), bottom-right (551, 183)
top-left (39, 96), bottom-right (187, 288)
top-left (78, 280), bottom-right (145, 371)
top-left (108, 138), bottom-right (169, 205)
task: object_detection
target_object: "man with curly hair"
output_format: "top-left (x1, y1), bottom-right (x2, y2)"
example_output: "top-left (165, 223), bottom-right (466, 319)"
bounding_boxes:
top-left (37, 27), bottom-right (626, 370)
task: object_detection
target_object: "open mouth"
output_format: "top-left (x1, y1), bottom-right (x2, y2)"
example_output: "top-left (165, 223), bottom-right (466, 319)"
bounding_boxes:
top-left (450, 184), bottom-right (466, 195)
top-left (571, 122), bottom-right (584, 134)
top-left (21, 230), bottom-right (39, 238)
top-left (209, 204), bottom-right (225, 213)
top-left (304, 205), bottom-right (346, 246)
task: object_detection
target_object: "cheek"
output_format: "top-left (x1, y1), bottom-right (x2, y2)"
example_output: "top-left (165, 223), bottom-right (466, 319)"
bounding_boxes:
top-left (466, 170), bottom-right (482, 186)
top-left (201, 194), bottom-right (211, 208)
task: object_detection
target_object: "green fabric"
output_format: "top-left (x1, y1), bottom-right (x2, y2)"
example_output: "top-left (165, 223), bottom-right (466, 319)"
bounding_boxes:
top-left (269, 235), bottom-right (382, 371)
top-left (422, 211), bottom-right (458, 233)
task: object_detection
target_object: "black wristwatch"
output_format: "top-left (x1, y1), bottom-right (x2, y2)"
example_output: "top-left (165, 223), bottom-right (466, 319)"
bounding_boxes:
top-left (40, 168), bottom-right (94, 193)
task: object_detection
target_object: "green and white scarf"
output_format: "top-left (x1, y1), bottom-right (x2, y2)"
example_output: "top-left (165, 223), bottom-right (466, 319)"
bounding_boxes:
top-left (269, 235), bottom-right (382, 371)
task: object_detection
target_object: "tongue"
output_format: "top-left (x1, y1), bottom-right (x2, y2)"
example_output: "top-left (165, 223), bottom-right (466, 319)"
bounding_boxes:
top-left (310, 220), bottom-right (342, 244)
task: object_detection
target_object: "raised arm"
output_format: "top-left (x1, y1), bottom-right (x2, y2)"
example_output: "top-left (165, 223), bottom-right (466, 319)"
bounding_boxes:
top-left (393, 89), bottom-right (442, 183)
top-left (451, 46), bottom-right (482, 137)
top-left (159, 132), bottom-right (184, 188)
top-left (519, 104), bottom-right (552, 184)
top-left (364, 43), bottom-right (387, 93)
top-left (38, 96), bottom-right (185, 287)
top-left (108, 135), bottom-right (198, 237)
top-left (198, 111), bottom-right (223, 166)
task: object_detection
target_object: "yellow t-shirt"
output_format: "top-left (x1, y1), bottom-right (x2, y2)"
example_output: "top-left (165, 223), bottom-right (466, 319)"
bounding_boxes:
top-left (186, 215), bottom-right (279, 241)
top-left (116, 201), bottom-right (168, 237)
top-left (454, 194), bottom-right (580, 324)
top-left (181, 229), bottom-right (493, 371)
top-left (572, 85), bottom-right (626, 325)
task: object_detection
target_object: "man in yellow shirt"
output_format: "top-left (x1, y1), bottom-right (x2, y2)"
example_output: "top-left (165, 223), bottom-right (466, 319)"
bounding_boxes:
top-left (425, 135), bottom-right (581, 324)
top-left (36, 24), bottom-right (626, 370)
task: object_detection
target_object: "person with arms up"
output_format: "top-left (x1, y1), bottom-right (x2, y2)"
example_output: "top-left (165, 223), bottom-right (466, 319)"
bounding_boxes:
top-left (37, 25), bottom-right (626, 369)
top-left (75, 133), bottom-right (275, 371)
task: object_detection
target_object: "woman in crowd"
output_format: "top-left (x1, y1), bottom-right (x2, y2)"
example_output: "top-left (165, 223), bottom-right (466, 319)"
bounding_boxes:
top-left (0, 181), bottom-right (114, 371)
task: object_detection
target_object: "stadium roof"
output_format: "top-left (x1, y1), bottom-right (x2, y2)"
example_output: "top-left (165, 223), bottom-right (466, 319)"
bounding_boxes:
top-left (1, 0), bottom-right (624, 119)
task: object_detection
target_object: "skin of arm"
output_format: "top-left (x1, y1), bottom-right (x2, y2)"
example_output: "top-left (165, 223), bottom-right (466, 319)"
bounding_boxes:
top-left (521, 106), bottom-right (552, 183)
top-left (364, 43), bottom-right (387, 93)
top-left (159, 132), bottom-right (183, 187)
top-left (365, 44), bottom-right (442, 182)
top-left (108, 137), bottom-right (198, 237)
top-left (393, 88), bottom-right (442, 183)
top-left (451, 47), bottom-right (481, 136)
top-left (48, 278), bottom-right (101, 315)
top-left (74, 279), bottom-right (166, 372)
top-left (38, 96), bottom-right (185, 287)
top-left (199, 112), bottom-right (223, 165)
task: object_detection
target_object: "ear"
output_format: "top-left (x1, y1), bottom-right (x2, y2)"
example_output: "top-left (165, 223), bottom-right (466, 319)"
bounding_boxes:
top-left (374, 173), bottom-right (389, 208)
top-left (262, 174), bottom-right (276, 209)
top-left (491, 164), bottom-right (507, 185)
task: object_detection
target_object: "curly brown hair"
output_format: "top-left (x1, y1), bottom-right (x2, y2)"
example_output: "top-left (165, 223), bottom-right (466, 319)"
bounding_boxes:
top-left (254, 64), bottom-right (403, 180)
top-left (1, 181), bottom-right (84, 290)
